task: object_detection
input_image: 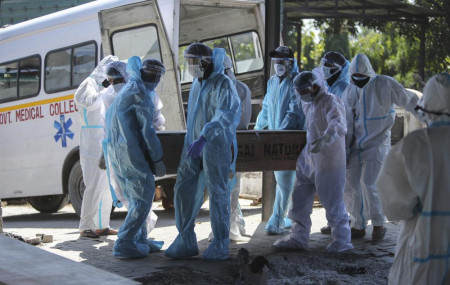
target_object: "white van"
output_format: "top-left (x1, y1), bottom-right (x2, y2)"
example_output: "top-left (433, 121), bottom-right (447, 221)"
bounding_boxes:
top-left (0, 0), bottom-right (266, 215)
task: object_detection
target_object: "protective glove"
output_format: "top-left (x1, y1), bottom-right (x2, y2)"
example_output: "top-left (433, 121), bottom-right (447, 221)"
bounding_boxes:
top-left (311, 133), bottom-right (334, 153)
top-left (187, 136), bottom-right (207, 159)
top-left (98, 154), bottom-right (106, 170)
top-left (153, 160), bottom-right (166, 177)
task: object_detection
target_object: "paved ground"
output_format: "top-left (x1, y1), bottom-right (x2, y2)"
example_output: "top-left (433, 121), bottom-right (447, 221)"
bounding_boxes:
top-left (1, 199), bottom-right (399, 284)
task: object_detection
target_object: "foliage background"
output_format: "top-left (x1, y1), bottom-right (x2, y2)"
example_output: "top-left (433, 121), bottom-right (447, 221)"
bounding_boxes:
top-left (283, 0), bottom-right (449, 90)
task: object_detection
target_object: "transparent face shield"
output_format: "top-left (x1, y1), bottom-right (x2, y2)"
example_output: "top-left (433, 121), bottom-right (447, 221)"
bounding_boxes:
top-left (294, 72), bottom-right (320, 102)
top-left (269, 58), bottom-right (293, 78)
top-left (181, 52), bottom-right (212, 83)
top-left (319, 58), bottom-right (342, 80)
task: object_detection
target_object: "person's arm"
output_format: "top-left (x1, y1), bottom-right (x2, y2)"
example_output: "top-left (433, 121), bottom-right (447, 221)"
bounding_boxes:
top-left (387, 76), bottom-right (420, 117)
top-left (376, 139), bottom-right (419, 221)
top-left (151, 91), bottom-right (166, 131)
top-left (324, 96), bottom-right (347, 139)
top-left (254, 79), bottom-right (272, 130)
top-left (343, 86), bottom-right (357, 155)
top-left (74, 77), bottom-right (104, 110)
top-left (199, 79), bottom-right (240, 142)
top-left (236, 81), bottom-right (252, 130)
top-left (134, 88), bottom-right (164, 163)
top-left (279, 81), bottom-right (305, 130)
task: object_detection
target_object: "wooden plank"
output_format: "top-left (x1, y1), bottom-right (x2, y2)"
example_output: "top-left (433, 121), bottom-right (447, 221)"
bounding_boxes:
top-left (157, 130), bottom-right (306, 175)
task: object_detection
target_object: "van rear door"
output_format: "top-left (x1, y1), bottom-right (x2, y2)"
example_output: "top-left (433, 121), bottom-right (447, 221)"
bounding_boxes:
top-left (98, 0), bottom-right (185, 130)
top-left (177, 0), bottom-right (265, 126)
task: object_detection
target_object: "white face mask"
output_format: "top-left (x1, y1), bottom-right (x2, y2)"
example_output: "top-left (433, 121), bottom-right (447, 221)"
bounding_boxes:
top-left (274, 64), bottom-right (287, 77)
top-left (322, 66), bottom-right (341, 80)
top-left (188, 64), bottom-right (204, 78)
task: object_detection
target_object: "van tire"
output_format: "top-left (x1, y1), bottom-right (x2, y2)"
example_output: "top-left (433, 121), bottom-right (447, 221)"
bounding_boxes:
top-left (68, 160), bottom-right (85, 217)
top-left (28, 194), bottom-right (69, 213)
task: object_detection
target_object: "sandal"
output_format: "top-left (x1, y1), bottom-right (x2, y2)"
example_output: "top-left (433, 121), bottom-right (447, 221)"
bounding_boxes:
top-left (95, 228), bottom-right (118, 236)
top-left (80, 229), bottom-right (100, 239)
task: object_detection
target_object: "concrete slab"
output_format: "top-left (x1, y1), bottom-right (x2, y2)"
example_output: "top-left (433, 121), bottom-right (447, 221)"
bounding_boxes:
top-left (0, 235), bottom-right (138, 285)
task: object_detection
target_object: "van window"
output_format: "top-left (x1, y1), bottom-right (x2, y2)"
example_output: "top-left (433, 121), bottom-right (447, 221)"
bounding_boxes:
top-left (0, 55), bottom-right (41, 102)
top-left (111, 25), bottom-right (161, 62)
top-left (178, 31), bottom-right (263, 84)
top-left (230, 32), bottom-right (263, 74)
top-left (45, 42), bottom-right (97, 93)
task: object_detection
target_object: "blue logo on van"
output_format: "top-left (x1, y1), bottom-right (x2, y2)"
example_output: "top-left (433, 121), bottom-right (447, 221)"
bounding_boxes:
top-left (54, 114), bottom-right (74, 147)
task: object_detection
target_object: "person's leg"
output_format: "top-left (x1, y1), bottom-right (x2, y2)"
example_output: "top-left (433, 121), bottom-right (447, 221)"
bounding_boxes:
top-left (96, 170), bottom-right (113, 233)
top-left (79, 156), bottom-right (103, 235)
top-left (229, 172), bottom-right (245, 239)
top-left (316, 168), bottom-right (353, 252)
top-left (165, 156), bottom-right (203, 258)
top-left (273, 153), bottom-right (314, 249)
top-left (361, 160), bottom-right (386, 240)
top-left (203, 148), bottom-right (232, 260)
top-left (113, 172), bottom-right (154, 258)
top-left (265, 170), bottom-right (296, 234)
top-left (344, 156), bottom-right (366, 232)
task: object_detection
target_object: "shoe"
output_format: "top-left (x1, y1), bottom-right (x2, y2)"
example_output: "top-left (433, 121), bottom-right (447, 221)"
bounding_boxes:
top-left (272, 234), bottom-right (307, 250)
top-left (80, 229), bottom-right (100, 239)
top-left (351, 228), bottom-right (366, 239)
top-left (372, 226), bottom-right (387, 241)
top-left (95, 228), bottom-right (118, 236)
top-left (320, 226), bottom-right (331, 234)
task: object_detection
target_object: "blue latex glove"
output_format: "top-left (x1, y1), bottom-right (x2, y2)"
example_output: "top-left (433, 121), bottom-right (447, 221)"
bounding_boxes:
top-left (154, 160), bottom-right (166, 177)
top-left (311, 133), bottom-right (334, 153)
top-left (187, 136), bottom-right (207, 159)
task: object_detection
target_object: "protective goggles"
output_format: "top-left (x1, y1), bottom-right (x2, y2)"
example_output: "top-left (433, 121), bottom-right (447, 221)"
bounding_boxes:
top-left (272, 58), bottom-right (293, 65)
top-left (294, 82), bottom-right (313, 96)
top-left (319, 58), bottom-right (341, 73)
top-left (141, 65), bottom-right (165, 83)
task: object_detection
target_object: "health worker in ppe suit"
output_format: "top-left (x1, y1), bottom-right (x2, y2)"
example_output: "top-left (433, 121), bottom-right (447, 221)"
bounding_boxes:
top-left (318, 51), bottom-right (350, 235)
top-left (342, 54), bottom-right (420, 240)
top-left (254, 46), bottom-right (306, 234)
top-left (104, 56), bottom-right (166, 258)
top-left (377, 73), bottom-right (450, 285)
top-left (74, 55), bottom-right (119, 239)
top-left (165, 44), bottom-right (240, 261)
top-left (99, 60), bottom-right (163, 235)
top-left (208, 55), bottom-right (252, 242)
top-left (273, 68), bottom-right (353, 252)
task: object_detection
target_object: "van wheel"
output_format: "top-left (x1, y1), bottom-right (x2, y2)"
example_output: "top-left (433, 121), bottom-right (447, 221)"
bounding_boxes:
top-left (28, 194), bottom-right (69, 213)
top-left (68, 160), bottom-right (85, 217)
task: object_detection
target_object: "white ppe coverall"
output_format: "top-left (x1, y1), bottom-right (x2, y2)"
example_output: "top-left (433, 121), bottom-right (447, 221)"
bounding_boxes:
top-left (254, 57), bottom-right (306, 234)
top-left (75, 55), bottom-right (118, 232)
top-left (274, 68), bottom-right (352, 252)
top-left (377, 73), bottom-right (450, 285)
top-left (342, 54), bottom-right (420, 230)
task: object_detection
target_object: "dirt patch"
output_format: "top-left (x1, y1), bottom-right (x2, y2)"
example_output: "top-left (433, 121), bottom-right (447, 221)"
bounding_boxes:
top-left (135, 249), bottom-right (390, 285)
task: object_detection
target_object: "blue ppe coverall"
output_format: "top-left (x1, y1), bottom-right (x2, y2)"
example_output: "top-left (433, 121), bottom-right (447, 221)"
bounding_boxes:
top-left (165, 48), bottom-right (241, 260)
top-left (104, 56), bottom-right (164, 258)
top-left (254, 58), bottom-right (306, 234)
top-left (377, 73), bottom-right (450, 285)
top-left (274, 68), bottom-right (353, 252)
top-left (342, 54), bottom-right (420, 230)
top-left (328, 60), bottom-right (350, 99)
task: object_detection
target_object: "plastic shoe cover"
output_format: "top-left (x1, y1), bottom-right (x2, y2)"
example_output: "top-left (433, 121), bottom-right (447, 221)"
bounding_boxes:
top-left (208, 231), bottom-right (243, 242)
top-left (113, 240), bottom-right (150, 259)
top-left (165, 232), bottom-right (199, 259)
top-left (147, 239), bottom-right (164, 252)
top-left (284, 217), bottom-right (292, 229)
top-left (272, 234), bottom-right (307, 250)
top-left (203, 239), bottom-right (229, 260)
top-left (326, 240), bottom-right (354, 253)
top-left (265, 215), bottom-right (284, 235)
